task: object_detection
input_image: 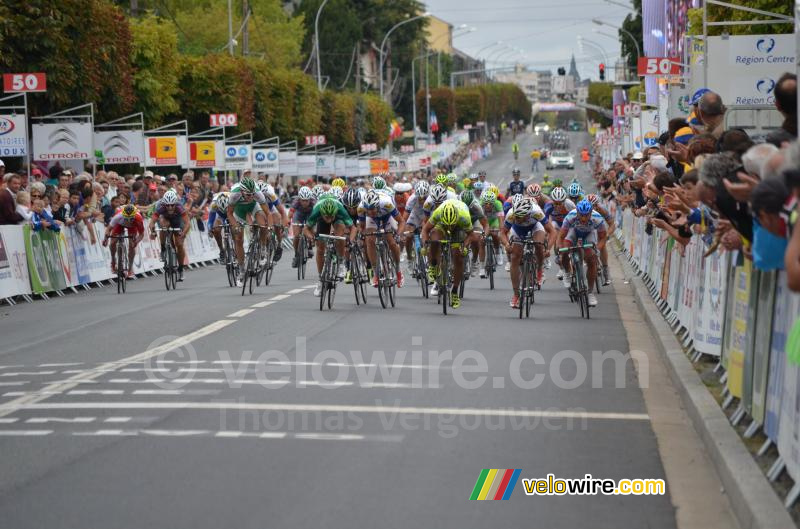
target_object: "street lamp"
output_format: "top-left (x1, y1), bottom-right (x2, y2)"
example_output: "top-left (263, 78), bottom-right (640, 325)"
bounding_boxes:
top-left (474, 40), bottom-right (504, 58)
top-left (314, 0), bottom-right (331, 90)
top-left (411, 50), bottom-right (436, 137)
top-left (592, 18), bottom-right (641, 60)
top-left (577, 36), bottom-right (610, 67)
top-left (379, 12), bottom-right (431, 100)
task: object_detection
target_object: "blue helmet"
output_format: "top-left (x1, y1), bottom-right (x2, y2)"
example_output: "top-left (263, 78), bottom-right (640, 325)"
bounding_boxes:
top-left (576, 199), bottom-right (593, 215)
top-left (567, 182), bottom-right (582, 198)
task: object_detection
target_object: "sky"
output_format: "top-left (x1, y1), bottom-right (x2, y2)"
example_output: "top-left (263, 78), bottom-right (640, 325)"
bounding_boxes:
top-left (422, 0), bottom-right (635, 80)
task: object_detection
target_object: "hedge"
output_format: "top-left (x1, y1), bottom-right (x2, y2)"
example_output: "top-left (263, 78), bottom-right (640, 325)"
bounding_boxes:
top-left (416, 83), bottom-right (531, 133)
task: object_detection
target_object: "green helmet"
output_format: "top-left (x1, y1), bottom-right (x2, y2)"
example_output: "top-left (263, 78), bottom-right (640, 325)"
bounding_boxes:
top-left (447, 172), bottom-right (458, 183)
top-left (319, 198), bottom-right (338, 217)
top-left (460, 190), bottom-right (475, 205)
top-left (542, 173), bottom-right (550, 181)
top-left (372, 176), bottom-right (386, 189)
top-left (239, 177), bottom-right (256, 194)
top-left (435, 174), bottom-right (449, 186)
top-left (439, 202), bottom-right (458, 226)
top-left (480, 190), bottom-right (497, 205)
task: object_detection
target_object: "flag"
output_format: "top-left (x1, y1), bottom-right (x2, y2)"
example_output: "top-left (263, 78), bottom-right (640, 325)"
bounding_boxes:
top-left (430, 111), bottom-right (439, 133)
top-left (389, 119), bottom-right (403, 140)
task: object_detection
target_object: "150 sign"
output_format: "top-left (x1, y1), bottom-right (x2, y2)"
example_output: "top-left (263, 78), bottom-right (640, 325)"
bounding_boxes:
top-left (305, 135), bottom-right (326, 146)
top-left (3, 73), bottom-right (47, 93)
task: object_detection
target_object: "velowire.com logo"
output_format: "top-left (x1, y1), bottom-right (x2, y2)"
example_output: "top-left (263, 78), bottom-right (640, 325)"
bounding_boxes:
top-left (469, 469), bottom-right (521, 500)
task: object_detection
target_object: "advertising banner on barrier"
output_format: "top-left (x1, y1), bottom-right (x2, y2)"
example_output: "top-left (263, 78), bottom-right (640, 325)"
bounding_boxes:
top-left (23, 225), bottom-right (67, 294)
top-left (32, 122), bottom-right (93, 161)
top-left (94, 130), bottom-right (145, 166)
top-left (694, 250), bottom-right (727, 356)
top-left (335, 155), bottom-right (346, 177)
top-left (188, 140), bottom-right (224, 169)
top-left (358, 159), bottom-right (371, 177)
top-left (0, 226), bottom-right (32, 298)
top-left (146, 135), bottom-right (188, 167)
top-left (297, 154), bottom-right (316, 176)
top-left (279, 151), bottom-right (297, 176)
top-left (726, 258), bottom-right (752, 398)
top-left (765, 272), bottom-right (793, 441)
top-left (706, 34), bottom-right (795, 106)
top-left (751, 271), bottom-right (777, 423)
top-left (777, 288), bottom-right (800, 484)
top-left (0, 114), bottom-right (28, 158)
top-left (316, 155), bottom-right (335, 177)
top-left (252, 148), bottom-right (279, 174)
top-left (225, 144), bottom-right (252, 171)
top-left (639, 111), bottom-right (659, 150)
top-left (345, 157), bottom-right (359, 178)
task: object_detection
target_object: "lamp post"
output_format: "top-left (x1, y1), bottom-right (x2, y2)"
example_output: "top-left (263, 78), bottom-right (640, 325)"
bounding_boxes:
top-left (412, 50), bottom-right (436, 138)
top-left (592, 18), bottom-right (641, 60)
top-left (314, 0), bottom-right (331, 90)
top-left (577, 36), bottom-right (610, 67)
top-left (379, 12), bottom-right (431, 101)
top-left (431, 25), bottom-right (476, 87)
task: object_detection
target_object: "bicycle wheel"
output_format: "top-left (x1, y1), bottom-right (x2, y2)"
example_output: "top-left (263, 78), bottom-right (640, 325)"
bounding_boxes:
top-left (440, 247), bottom-right (450, 315)
top-left (387, 256), bottom-right (396, 308)
top-left (417, 250), bottom-right (428, 299)
top-left (525, 262), bottom-right (533, 318)
top-left (595, 263), bottom-right (602, 294)
top-left (376, 246), bottom-right (388, 309)
top-left (486, 240), bottom-right (495, 290)
top-left (164, 246), bottom-right (171, 291)
top-left (225, 240), bottom-right (236, 287)
top-left (264, 235), bottom-right (276, 285)
top-left (574, 255), bottom-right (586, 318)
top-left (116, 242), bottom-right (124, 294)
top-left (242, 245), bottom-right (254, 296)
top-left (519, 260), bottom-right (528, 319)
top-left (170, 243), bottom-right (178, 290)
top-left (328, 279), bottom-right (336, 309)
top-left (297, 237), bottom-right (304, 281)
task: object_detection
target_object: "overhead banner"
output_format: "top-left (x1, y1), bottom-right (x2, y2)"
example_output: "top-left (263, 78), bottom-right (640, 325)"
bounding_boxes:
top-left (0, 114), bottom-right (28, 158)
top-left (225, 144), bottom-right (252, 171)
top-left (146, 135), bottom-right (188, 167)
top-left (706, 34), bottom-right (795, 106)
top-left (297, 154), bottom-right (317, 176)
top-left (317, 155), bottom-right (335, 177)
top-left (279, 151), bottom-right (297, 176)
top-left (188, 140), bottom-right (224, 169)
top-left (94, 129), bottom-right (145, 166)
top-left (252, 148), bottom-right (279, 174)
top-left (32, 122), bottom-right (93, 161)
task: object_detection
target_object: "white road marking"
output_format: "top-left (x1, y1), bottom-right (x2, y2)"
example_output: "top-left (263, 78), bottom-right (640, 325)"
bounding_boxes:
top-left (250, 301), bottom-right (274, 308)
top-left (296, 380), bottom-right (353, 387)
top-left (360, 383), bottom-right (413, 389)
top-left (73, 429), bottom-right (136, 436)
top-left (269, 294), bottom-right (290, 301)
top-left (268, 360), bottom-right (321, 367)
top-left (67, 390), bottom-right (124, 396)
top-left (26, 417), bottom-right (95, 424)
top-left (132, 389), bottom-right (184, 395)
top-left (294, 433), bottom-right (365, 441)
top-left (3, 391), bottom-right (62, 397)
top-left (227, 309), bottom-right (255, 318)
top-left (285, 288), bottom-right (306, 294)
top-left (0, 319), bottom-right (236, 419)
top-left (0, 381), bottom-right (28, 387)
top-left (38, 363), bottom-right (84, 367)
top-left (0, 430), bottom-right (52, 436)
top-left (0, 418), bottom-right (19, 424)
top-left (1, 371), bottom-right (57, 377)
top-left (215, 431), bottom-right (287, 439)
top-left (9, 401), bottom-right (651, 421)
top-left (0, 365), bottom-right (24, 370)
top-left (104, 417), bottom-right (132, 423)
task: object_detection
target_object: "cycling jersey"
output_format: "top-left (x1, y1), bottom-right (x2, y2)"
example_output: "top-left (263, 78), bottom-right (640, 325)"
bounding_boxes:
top-left (561, 210), bottom-right (607, 244)
top-left (464, 199), bottom-right (486, 224)
top-left (405, 193), bottom-right (427, 227)
top-left (482, 199), bottom-right (504, 229)
top-left (358, 194), bottom-right (398, 222)
top-left (507, 180), bottom-right (525, 196)
top-left (153, 200), bottom-right (186, 219)
top-left (504, 203), bottom-right (545, 239)
top-left (306, 200), bottom-right (354, 228)
top-left (543, 199), bottom-right (576, 227)
top-left (422, 190), bottom-right (459, 217)
top-left (110, 212), bottom-right (144, 236)
top-left (429, 199), bottom-right (472, 233)
top-left (290, 197), bottom-right (317, 222)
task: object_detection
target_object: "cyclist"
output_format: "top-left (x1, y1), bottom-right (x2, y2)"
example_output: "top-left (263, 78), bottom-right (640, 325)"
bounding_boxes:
top-left (303, 197), bottom-right (356, 297)
top-left (341, 187), bottom-right (365, 284)
top-left (526, 183), bottom-right (557, 269)
top-left (331, 178), bottom-right (346, 189)
top-left (567, 181), bottom-right (584, 203)
top-left (104, 204), bottom-right (144, 278)
top-left (559, 199), bottom-right (607, 307)
top-left (226, 177), bottom-right (274, 285)
top-left (541, 173), bottom-right (554, 197)
top-left (543, 186), bottom-right (576, 283)
top-left (208, 191), bottom-right (230, 260)
top-left (372, 176), bottom-right (393, 199)
top-left (500, 197), bottom-right (546, 309)
top-left (586, 193), bottom-right (613, 285)
top-left (460, 189), bottom-right (489, 276)
top-left (421, 199), bottom-right (472, 309)
top-left (359, 189), bottom-right (406, 288)
top-left (512, 141), bottom-right (520, 160)
top-left (422, 184), bottom-right (458, 218)
top-left (478, 189), bottom-right (505, 278)
top-left (402, 181), bottom-right (429, 272)
top-left (506, 168), bottom-right (525, 197)
top-left (289, 186), bottom-right (316, 268)
top-left (149, 190), bottom-right (190, 282)
top-left (257, 180), bottom-right (286, 261)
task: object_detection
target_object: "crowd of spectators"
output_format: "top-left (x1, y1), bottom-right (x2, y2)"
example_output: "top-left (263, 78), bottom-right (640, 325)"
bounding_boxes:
top-left (593, 72), bottom-right (800, 291)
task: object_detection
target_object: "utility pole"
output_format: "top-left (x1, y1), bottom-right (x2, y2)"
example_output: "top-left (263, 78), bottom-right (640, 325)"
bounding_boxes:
top-left (227, 0), bottom-right (234, 56)
top-left (355, 41), bottom-right (361, 93)
top-left (130, 0), bottom-right (138, 17)
top-left (242, 0), bottom-right (249, 56)
top-left (425, 54), bottom-right (431, 146)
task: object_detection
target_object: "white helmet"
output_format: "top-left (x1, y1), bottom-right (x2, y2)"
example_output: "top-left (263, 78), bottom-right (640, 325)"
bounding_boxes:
top-left (511, 193), bottom-right (526, 210)
top-left (513, 198), bottom-right (533, 216)
top-left (430, 184), bottom-right (447, 203)
top-left (364, 189), bottom-right (381, 208)
top-left (414, 180), bottom-right (430, 198)
top-left (161, 190), bottom-right (179, 205)
top-left (330, 186), bottom-right (344, 200)
top-left (298, 186), bottom-right (313, 200)
top-left (213, 192), bottom-right (229, 210)
top-left (312, 185), bottom-right (325, 198)
top-left (550, 186), bottom-right (567, 202)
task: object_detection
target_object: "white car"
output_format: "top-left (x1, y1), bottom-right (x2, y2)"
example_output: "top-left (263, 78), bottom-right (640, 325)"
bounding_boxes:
top-left (534, 122), bottom-right (549, 134)
top-left (546, 150), bottom-right (574, 170)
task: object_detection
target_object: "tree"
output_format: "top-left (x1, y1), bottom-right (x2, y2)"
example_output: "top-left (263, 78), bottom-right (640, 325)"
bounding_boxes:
top-left (587, 82), bottom-right (613, 126)
top-left (620, 0), bottom-right (643, 72)
top-left (687, 1), bottom-right (792, 36)
top-left (130, 15), bottom-right (180, 127)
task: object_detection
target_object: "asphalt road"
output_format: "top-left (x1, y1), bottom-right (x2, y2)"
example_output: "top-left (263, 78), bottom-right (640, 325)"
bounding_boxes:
top-left (0, 130), bottom-right (679, 528)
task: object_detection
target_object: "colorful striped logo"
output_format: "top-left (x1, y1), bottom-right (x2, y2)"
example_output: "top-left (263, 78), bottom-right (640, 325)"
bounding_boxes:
top-left (469, 469), bottom-right (521, 500)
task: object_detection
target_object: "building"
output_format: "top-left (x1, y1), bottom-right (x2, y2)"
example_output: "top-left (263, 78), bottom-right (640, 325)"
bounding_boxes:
top-left (494, 65), bottom-right (553, 103)
top-left (426, 15), bottom-right (454, 54)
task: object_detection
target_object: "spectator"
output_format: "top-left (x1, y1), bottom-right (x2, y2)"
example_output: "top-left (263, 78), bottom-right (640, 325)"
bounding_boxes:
top-left (30, 198), bottom-right (59, 232)
top-left (55, 190), bottom-right (80, 227)
top-left (773, 73), bottom-right (797, 138)
top-left (0, 173), bottom-right (24, 224)
top-left (106, 171), bottom-right (120, 199)
top-left (750, 177), bottom-right (790, 270)
top-left (697, 91), bottom-right (726, 139)
top-left (103, 195), bottom-right (121, 224)
top-left (716, 128), bottom-right (753, 159)
top-left (15, 190), bottom-right (32, 222)
top-left (697, 152), bottom-right (753, 243)
top-left (742, 143), bottom-right (779, 178)
top-left (0, 159), bottom-right (4, 180)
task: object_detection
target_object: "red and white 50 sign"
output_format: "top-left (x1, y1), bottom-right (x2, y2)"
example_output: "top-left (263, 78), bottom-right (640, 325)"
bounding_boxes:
top-left (305, 135), bottom-right (326, 146)
top-left (3, 73), bottom-right (47, 93)
top-left (210, 113), bottom-right (238, 127)
top-left (637, 57), bottom-right (680, 76)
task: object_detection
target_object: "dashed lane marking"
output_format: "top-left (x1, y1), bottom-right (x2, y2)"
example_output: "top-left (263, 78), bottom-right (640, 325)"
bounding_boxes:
top-left (227, 309), bottom-right (255, 318)
top-left (269, 294), bottom-right (290, 301)
top-left (250, 301), bottom-right (274, 308)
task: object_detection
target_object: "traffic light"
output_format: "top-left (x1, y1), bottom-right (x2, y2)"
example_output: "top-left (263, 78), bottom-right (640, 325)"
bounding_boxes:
top-left (557, 67), bottom-right (566, 76)
top-left (599, 63), bottom-right (605, 81)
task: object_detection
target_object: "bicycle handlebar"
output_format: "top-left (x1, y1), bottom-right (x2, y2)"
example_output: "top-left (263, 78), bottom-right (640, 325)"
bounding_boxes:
top-left (317, 234), bottom-right (347, 241)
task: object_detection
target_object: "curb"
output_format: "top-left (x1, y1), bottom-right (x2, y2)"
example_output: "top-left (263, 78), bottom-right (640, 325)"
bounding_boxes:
top-left (613, 247), bottom-right (794, 529)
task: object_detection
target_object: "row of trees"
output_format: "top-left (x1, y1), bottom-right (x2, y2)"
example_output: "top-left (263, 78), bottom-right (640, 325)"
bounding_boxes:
top-left (415, 84), bottom-right (531, 133)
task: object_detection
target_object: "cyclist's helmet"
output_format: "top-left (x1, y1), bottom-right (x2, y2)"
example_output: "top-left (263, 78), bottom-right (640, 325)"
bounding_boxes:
top-left (567, 182), bottom-right (582, 199)
top-left (460, 190), bottom-right (475, 205)
top-left (550, 186), bottom-right (567, 202)
top-left (342, 188), bottom-right (361, 208)
top-left (239, 177), bottom-right (256, 194)
top-left (298, 186), bottom-right (313, 200)
top-left (462, 178), bottom-right (472, 189)
top-left (511, 193), bottom-right (526, 210)
top-left (439, 202), bottom-right (459, 226)
top-left (331, 178), bottom-right (346, 189)
top-left (430, 184), bottom-right (448, 203)
top-left (256, 181), bottom-right (270, 194)
top-left (330, 186), bottom-right (344, 200)
top-left (513, 198), bottom-right (533, 217)
top-left (319, 198), bottom-right (339, 217)
top-left (121, 204), bottom-right (137, 218)
top-left (364, 189), bottom-right (381, 209)
top-left (312, 185), bottom-right (325, 199)
top-left (576, 199), bottom-right (593, 215)
top-left (447, 172), bottom-right (458, 184)
top-left (586, 193), bottom-right (599, 205)
top-left (542, 173), bottom-right (550, 181)
top-left (469, 173), bottom-right (479, 180)
top-left (372, 176), bottom-right (386, 189)
top-left (213, 192), bottom-right (229, 210)
top-left (487, 184), bottom-right (500, 196)
top-left (526, 183), bottom-right (541, 198)
top-left (161, 190), bottom-right (179, 205)
top-left (512, 167), bottom-right (521, 176)
top-left (318, 190), bottom-right (334, 200)
top-left (414, 180), bottom-right (430, 198)
top-left (480, 190), bottom-right (497, 205)
top-left (478, 170), bottom-right (487, 177)
top-left (435, 174), bottom-right (449, 186)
